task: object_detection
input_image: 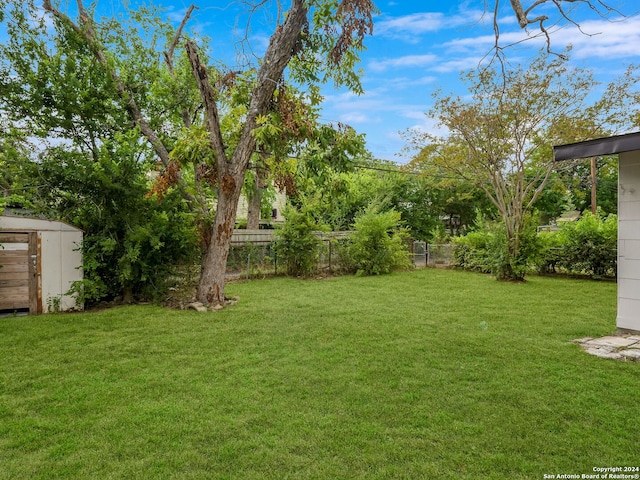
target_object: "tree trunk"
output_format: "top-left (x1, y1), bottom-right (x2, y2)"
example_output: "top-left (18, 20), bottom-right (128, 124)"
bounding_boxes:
top-left (246, 186), bottom-right (263, 230)
top-left (197, 172), bottom-right (244, 305)
top-left (189, 0), bottom-right (308, 306)
top-left (246, 169), bottom-right (267, 230)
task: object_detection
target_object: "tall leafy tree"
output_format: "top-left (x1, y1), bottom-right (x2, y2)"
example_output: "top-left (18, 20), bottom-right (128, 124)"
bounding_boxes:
top-left (35, 0), bottom-right (376, 307)
top-left (2, 1), bottom-right (375, 306)
top-left (406, 52), bottom-right (639, 281)
top-left (0, 3), bottom-right (200, 302)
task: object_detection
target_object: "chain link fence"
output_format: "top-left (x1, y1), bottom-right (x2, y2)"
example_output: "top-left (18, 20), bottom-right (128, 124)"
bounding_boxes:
top-left (426, 244), bottom-right (455, 267)
top-left (226, 231), bottom-right (455, 278)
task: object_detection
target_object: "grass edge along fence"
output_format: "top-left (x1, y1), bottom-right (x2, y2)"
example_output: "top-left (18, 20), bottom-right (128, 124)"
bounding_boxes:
top-left (226, 230), bottom-right (450, 278)
top-left (226, 230), bottom-right (352, 278)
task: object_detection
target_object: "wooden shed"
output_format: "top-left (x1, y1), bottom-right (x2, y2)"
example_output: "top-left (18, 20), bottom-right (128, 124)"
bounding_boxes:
top-left (0, 215), bottom-right (83, 314)
top-left (554, 131), bottom-right (640, 335)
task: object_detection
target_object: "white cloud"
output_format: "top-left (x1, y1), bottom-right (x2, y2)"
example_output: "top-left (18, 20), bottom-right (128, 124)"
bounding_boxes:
top-left (369, 54), bottom-right (438, 72)
top-left (340, 112), bottom-right (380, 124)
top-left (386, 75), bottom-right (437, 88)
top-left (550, 18), bottom-right (640, 60)
top-left (374, 9), bottom-right (488, 41)
top-left (430, 56), bottom-right (488, 74)
top-left (376, 12), bottom-right (446, 35)
top-left (441, 16), bottom-right (640, 62)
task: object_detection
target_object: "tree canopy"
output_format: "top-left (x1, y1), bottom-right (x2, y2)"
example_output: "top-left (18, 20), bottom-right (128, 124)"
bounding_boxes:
top-left (1, 0), bottom-right (378, 306)
top-left (405, 51), bottom-right (639, 280)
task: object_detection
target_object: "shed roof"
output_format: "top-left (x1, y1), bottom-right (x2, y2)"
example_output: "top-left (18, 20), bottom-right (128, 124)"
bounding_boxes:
top-left (553, 131), bottom-right (640, 161)
top-left (0, 215), bottom-right (82, 232)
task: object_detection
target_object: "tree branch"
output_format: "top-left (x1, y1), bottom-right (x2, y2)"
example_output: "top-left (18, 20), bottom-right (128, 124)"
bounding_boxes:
top-left (230, 0), bottom-right (309, 173)
top-left (164, 4), bottom-right (197, 71)
top-left (164, 5), bottom-right (197, 128)
top-left (42, 0), bottom-right (206, 214)
top-left (500, 0), bottom-right (625, 60)
top-left (185, 40), bottom-right (228, 170)
top-left (42, 0), bottom-right (171, 167)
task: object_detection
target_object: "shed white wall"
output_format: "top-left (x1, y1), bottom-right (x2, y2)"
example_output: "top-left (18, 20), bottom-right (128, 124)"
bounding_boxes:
top-left (39, 230), bottom-right (83, 312)
top-left (0, 216), bottom-right (83, 312)
top-left (617, 150), bottom-right (640, 333)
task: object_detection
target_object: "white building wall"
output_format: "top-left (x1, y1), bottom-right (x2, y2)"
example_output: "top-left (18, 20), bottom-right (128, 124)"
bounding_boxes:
top-left (39, 230), bottom-right (83, 312)
top-left (0, 216), bottom-right (83, 313)
top-left (617, 150), bottom-right (640, 333)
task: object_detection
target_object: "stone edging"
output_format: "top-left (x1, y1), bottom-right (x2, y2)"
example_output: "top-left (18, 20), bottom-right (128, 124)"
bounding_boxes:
top-left (574, 335), bottom-right (640, 361)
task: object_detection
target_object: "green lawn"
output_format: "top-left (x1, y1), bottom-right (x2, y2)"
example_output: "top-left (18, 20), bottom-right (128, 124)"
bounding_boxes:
top-left (1, 269), bottom-right (638, 479)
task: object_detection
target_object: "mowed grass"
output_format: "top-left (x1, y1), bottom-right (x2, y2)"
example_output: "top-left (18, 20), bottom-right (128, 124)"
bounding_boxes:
top-left (1, 269), bottom-right (638, 479)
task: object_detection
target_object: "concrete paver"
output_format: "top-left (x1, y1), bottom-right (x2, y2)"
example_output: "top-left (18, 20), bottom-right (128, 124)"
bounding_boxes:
top-left (574, 335), bottom-right (640, 362)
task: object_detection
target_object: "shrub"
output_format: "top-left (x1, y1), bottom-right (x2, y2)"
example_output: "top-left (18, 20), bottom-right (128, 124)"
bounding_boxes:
top-left (453, 214), bottom-right (540, 280)
top-left (343, 209), bottom-right (412, 276)
top-left (536, 231), bottom-right (563, 274)
top-left (275, 207), bottom-right (325, 276)
top-left (38, 143), bottom-right (199, 305)
top-left (557, 211), bottom-right (617, 277)
top-left (490, 217), bottom-right (540, 281)
top-left (453, 230), bottom-right (493, 273)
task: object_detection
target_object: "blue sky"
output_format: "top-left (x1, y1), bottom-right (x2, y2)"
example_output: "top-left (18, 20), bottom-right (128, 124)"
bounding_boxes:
top-left (33, 0), bottom-right (640, 162)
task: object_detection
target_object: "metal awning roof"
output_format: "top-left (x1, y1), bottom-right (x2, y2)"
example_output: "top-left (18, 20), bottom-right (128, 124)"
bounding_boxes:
top-left (553, 131), bottom-right (640, 161)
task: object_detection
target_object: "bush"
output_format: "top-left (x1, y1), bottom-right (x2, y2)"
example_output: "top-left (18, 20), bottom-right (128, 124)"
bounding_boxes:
top-left (453, 214), bottom-right (540, 280)
top-left (275, 207), bottom-right (325, 276)
top-left (37, 142), bottom-right (199, 305)
top-left (536, 231), bottom-right (563, 274)
top-left (491, 218), bottom-right (539, 281)
top-left (343, 209), bottom-right (412, 276)
top-left (556, 211), bottom-right (617, 277)
top-left (453, 230), bottom-right (494, 273)
top-left (456, 211), bottom-right (618, 279)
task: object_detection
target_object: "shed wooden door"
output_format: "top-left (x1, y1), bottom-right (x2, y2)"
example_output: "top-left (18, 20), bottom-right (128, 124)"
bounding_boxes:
top-left (0, 232), bottom-right (38, 313)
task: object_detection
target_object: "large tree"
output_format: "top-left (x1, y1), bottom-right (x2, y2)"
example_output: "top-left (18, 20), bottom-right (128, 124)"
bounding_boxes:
top-left (0, 4), bottom-right (205, 302)
top-left (406, 52), bottom-right (639, 281)
top-left (27, 0), bottom-right (376, 307)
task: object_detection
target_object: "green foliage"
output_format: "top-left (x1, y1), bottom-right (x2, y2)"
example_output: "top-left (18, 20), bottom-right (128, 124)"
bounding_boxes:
top-left (343, 209), bottom-right (412, 276)
top-left (290, 0), bottom-right (378, 94)
top-left (409, 50), bottom-right (637, 281)
top-left (455, 211), bottom-right (618, 279)
top-left (534, 157), bottom-right (619, 220)
top-left (555, 211), bottom-right (617, 277)
top-left (295, 157), bottom-right (452, 241)
top-left (453, 230), bottom-right (494, 274)
top-left (0, 134), bottom-right (37, 211)
top-left (488, 218), bottom-right (540, 281)
top-left (453, 214), bottom-right (539, 281)
top-left (536, 230), bottom-right (564, 274)
top-left (275, 207), bottom-right (326, 277)
top-left (36, 135), bottom-right (199, 304)
top-left (1, 4), bottom-right (205, 304)
top-left (296, 166), bottom-right (384, 231)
